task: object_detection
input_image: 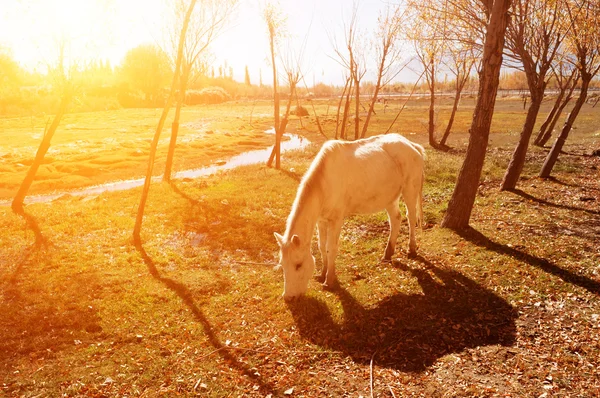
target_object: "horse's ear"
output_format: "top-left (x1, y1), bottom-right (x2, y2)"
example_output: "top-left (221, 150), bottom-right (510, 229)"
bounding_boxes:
top-left (274, 232), bottom-right (284, 247)
top-left (291, 234), bottom-right (301, 247)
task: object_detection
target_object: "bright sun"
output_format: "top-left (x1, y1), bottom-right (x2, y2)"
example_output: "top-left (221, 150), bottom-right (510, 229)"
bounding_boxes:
top-left (1, 0), bottom-right (165, 70)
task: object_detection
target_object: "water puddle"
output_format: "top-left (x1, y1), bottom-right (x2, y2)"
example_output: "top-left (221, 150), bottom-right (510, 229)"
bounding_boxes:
top-left (0, 132), bottom-right (310, 206)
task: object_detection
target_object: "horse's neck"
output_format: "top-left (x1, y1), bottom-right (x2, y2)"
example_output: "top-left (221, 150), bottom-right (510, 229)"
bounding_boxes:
top-left (286, 188), bottom-right (322, 242)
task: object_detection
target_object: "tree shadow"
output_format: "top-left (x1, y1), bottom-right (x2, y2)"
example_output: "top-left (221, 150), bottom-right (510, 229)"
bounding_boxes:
top-left (168, 180), bottom-right (203, 207)
top-left (512, 189), bottom-right (599, 215)
top-left (4, 208), bottom-right (49, 289)
top-left (167, 181), bottom-right (283, 259)
top-left (13, 206), bottom-right (46, 248)
top-left (133, 241), bottom-right (276, 395)
top-left (280, 168), bottom-right (302, 182)
top-left (456, 227), bottom-right (600, 296)
top-left (0, 251), bottom-right (102, 363)
top-left (287, 255), bottom-right (517, 372)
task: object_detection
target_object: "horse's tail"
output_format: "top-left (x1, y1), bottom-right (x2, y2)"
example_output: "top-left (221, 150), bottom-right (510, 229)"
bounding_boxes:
top-left (417, 168), bottom-right (424, 230)
top-left (415, 145), bottom-right (425, 230)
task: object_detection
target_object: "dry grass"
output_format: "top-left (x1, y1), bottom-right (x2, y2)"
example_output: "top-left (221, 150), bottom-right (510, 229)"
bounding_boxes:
top-left (1, 98), bottom-right (599, 397)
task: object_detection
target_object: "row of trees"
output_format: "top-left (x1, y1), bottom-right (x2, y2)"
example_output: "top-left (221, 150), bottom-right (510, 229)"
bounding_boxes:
top-left (259, 0), bottom-right (598, 228)
top-left (10, 0), bottom-right (600, 240)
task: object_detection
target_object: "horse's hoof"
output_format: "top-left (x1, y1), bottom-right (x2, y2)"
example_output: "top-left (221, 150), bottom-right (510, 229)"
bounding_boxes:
top-left (322, 280), bottom-right (339, 291)
top-left (407, 250), bottom-right (418, 259)
top-left (381, 256), bottom-right (392, 263)
top-left (315, 274), bottom-right (326, 283)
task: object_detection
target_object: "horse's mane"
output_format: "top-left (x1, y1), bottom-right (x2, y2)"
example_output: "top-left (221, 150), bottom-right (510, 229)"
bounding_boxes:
top-left (285, 142), bottom-right (336, 236)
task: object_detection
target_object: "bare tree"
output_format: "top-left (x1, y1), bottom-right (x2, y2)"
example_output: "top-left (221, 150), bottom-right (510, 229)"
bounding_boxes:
top-left (359, 2), bottom-right (407, 138)
top-left (133, 0), bottom-right (198, 243)
top-left (533, 60), bottom-right (579, 146)
top-left (441, 0), bottom-right (512, 229)
top-left (500, 0), bottom-right (568, 191)
top-left (267, 33), bottom-right (308, 165)
top-left (264, 2), bottom-right (286, 169)
top-left (540, 0), bottom-right (600, 178)
top-left (407, 0), bottom-right (448, 148)
top-left (163, 0), bottom-right (237, 183)
top-left (12, 37), bottom-right (73, 216)
top-left (439, 45), bottom-right (479, 147)
top-left (331, 2), bottom-right (367, 140)
top-left (336, 75), bottom-right (352, 140)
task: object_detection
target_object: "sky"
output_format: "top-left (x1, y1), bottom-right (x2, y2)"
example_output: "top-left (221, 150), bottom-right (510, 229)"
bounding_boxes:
top-left (0, 0), bottom-right (418, 86)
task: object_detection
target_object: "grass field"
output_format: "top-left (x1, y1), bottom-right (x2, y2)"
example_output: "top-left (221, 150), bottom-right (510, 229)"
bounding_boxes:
top-left (1, 98), bottom-right (599, 397)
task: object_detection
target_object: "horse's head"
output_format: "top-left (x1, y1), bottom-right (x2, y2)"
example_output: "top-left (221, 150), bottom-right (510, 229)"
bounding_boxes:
top-left (274, 232), bottom-right (315, 301)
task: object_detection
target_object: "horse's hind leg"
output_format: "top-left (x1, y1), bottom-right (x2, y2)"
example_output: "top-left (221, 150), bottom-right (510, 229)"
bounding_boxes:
top-left (316, 219), bottom-right (328, 282)
top-left (403, 188), bottom-right (418, 255)
top-left (384, 199), bottom-right (401, 261)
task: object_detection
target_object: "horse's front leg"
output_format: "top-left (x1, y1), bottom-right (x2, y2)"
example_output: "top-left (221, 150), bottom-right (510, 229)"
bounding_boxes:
top-left (316, 219), bottom-right (328, 282)
top-left (383, 200), bottom-right (401, 261)
top-left (323, 217), bottom-right (344, 289)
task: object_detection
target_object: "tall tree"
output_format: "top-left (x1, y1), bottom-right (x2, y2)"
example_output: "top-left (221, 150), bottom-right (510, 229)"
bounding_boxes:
top-left (441, 0), bottom-right (513, 229)
top-left (119, 45), bottom-right (172, 105)
top-left (332, 2), bottom-right (366, 141)
top-left (540, 0), bottom-right (600, 178)
top-left (533, 59), bottom-right (579, 147)
top-left (407, 0), bottom-right (447, 148)
top-left (163, 0), bottom-right (237, 183)
top-left (12, 38), bottom-right (73, 214)
top-left (359, 2), bottom-right (406, 138)
top-left (244, 65), bottom-right (251, 85)
top-left (133, 0), bottom-right (198, 243)
top-left (439, 45), bottom-right (479, 147)
top-left (500, 0), bottom-right (568, 191)
top-left (267, 31), bottom-right (307, 165)
top-left (264, 2), bottom-right (286, 169)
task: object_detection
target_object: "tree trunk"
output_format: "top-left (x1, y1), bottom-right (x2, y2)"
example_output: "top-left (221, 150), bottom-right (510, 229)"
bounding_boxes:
top-left (340, 79), bottom-right (354, 140)
top-left (428, 58), bottom-right (437, 147)
top-left (268, 82), bottom-right (295, 165)
top-left (164, 68), bottom-right (189, 183)
top-left (354, 74), bottom-right (360, 140)
top-left (335, 78), bottom-right (351, 139)
top-left (360, 54), bottom-right (386, 139)
top-left (533, 90), bottom-right (564, 146)
top-left (537, 84), bottom-right (576, 147)
top-left (266, 27), bottom-right (281, 169)
top-left (539, 76), bottom-right (591, 178)
top-left (12, 94), bottom-right (70, 213)
top-left (440, 90), bottom-right (461, 147)
top-left (133, 0), bottom-right (197, 243)
top-left (441, 0), bottom-right (511, 230)
top-left (500, 89), bottom-right (543, 191)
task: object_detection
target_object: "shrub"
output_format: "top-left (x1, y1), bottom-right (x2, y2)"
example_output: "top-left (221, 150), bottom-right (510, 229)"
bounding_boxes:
top-left (293, 105), bottom-right (309, 117)
top-left (185, 87), bottom-right (231, 105)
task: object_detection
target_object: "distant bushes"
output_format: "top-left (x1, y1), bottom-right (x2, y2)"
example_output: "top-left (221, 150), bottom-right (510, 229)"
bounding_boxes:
top-left (185, 86), bottom-right (231, 105)
top-left (293, 105), bottom-right (309, 117)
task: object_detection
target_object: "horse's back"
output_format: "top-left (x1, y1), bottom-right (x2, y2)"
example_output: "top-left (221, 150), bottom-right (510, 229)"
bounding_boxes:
top-left (317, 134), bottom-right (424, 215)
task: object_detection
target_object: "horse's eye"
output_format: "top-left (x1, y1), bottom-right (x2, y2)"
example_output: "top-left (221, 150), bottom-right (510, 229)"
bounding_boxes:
top-left (295, 263), bottom-right (302, 271)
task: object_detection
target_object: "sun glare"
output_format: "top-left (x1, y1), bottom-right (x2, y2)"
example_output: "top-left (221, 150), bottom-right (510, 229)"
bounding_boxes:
top-left (1, 0), bottom-right (165, 71)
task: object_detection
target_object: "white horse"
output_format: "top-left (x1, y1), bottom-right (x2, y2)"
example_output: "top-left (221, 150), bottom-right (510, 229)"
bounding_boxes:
top-left (274, 133), bottom-right (425, 300)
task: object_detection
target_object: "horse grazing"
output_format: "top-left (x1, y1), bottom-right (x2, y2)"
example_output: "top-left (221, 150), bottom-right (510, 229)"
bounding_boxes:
top-left (274, 133), bottom-right (425, 300)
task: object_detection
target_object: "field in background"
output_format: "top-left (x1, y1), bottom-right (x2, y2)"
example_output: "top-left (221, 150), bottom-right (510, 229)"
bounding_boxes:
top-left (2, 96), bottom-right (599, 201)
top-left (1, 98), bottom-right (599, 396)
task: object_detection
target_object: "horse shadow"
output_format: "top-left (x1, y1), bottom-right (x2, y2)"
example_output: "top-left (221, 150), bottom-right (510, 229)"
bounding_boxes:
top-left (287, 255), bottom-right (517, 372)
